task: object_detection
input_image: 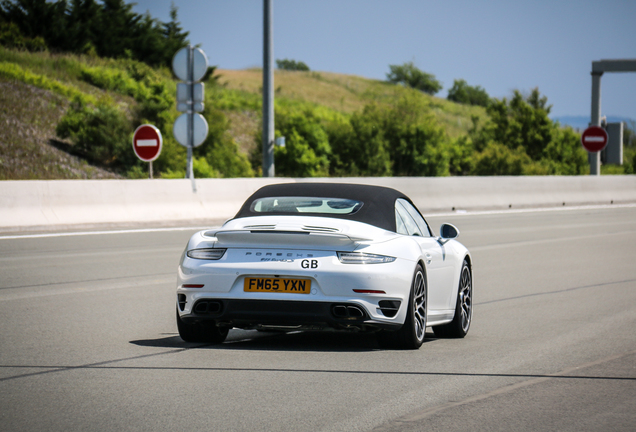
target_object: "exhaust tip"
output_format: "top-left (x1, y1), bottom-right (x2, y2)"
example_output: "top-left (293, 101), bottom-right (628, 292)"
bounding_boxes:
top-left (192, 300), bottom-right (223, 315)
top-left (333, 305), bottom-right (348, 317)
top-left (347, 306), bottom-right (364, 317)
top-left (331, 304), bottom-right (366, 319)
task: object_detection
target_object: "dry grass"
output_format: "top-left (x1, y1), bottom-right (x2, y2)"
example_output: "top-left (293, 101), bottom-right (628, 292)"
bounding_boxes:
top-left (225, 110), bottom-right (260, 155)
top-left (216, 68), bottom-right (487, 139)
top-left (218, 69), bottom-right (386, 113)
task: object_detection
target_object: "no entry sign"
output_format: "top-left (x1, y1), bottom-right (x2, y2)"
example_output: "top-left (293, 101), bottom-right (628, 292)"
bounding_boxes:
top-left (132, 124), bottom-right (163, 162)
top-left (581, 126), bottom-right (608, 153)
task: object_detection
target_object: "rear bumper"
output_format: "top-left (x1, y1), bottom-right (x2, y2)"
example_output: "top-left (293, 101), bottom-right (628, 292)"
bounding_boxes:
top-left (179, 298), bottom-right (402, 331)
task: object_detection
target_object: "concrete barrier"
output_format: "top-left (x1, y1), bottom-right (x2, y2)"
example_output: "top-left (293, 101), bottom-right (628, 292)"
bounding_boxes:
top-left (1, 176), bottom-right (635, 232)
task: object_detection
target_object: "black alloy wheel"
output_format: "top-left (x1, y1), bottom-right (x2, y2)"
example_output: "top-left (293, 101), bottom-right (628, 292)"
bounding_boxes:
top-left (433, 260), bottom-right (472, 338)
top-left (377, 264), bottom-right (427, 349)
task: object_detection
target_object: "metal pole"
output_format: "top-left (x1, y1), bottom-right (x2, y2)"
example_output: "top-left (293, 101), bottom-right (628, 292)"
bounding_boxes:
top-left (187, 45), bottom-right (197, 192)
top-left (589, 71), bottom-right (603, 175)
top-left (262, 0), bottom-right (275, 177)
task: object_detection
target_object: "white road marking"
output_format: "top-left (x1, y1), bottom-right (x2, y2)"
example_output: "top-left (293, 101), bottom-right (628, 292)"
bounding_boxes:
top-left (0, 226), bottom-right (213, 240)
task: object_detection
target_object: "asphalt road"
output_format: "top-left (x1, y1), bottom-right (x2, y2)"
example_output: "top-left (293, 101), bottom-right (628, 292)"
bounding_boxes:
top-left (1, 206), bottom-right (635, 431)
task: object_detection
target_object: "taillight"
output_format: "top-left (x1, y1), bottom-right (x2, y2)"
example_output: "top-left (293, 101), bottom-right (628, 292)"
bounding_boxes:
top-left (186, 248), bottom-right (227, 260)
top-left (337, 252), bottom-right (396, 264)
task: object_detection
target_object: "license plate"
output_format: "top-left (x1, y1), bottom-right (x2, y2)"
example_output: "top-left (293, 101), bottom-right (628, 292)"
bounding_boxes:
top-left (244, 277), bottom-right (311, 294)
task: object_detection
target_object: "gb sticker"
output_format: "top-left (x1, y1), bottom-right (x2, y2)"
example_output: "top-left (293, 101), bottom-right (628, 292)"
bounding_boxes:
top-left (301, 259), bottom-right (319, 269)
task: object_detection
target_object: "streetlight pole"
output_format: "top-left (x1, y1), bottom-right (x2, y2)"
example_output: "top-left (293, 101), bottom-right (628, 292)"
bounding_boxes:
top-left (262, 0), bottom-right (275, 177)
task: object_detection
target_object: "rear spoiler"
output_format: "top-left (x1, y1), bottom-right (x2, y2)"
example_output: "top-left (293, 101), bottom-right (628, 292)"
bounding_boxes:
top-left (203, 229), bottom-right (372, 248)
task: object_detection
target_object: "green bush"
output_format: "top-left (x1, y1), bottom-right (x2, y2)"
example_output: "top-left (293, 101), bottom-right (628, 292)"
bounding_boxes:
top-left (273, 107), bottom-right (331, 177)
top-left (126, 165), bottom-right (148, 179)
top-left (447, 135), bottom-right (475, 176)
top-left (328, 105), bottom-right (391, 176)
top-left (330, 95), bottom-right (449, 177)
top-left (56, 97), bottom-right (135, 169)
top-left (276, 59), bottom-right (310, 71)
top-left (541, 126), bottom-right (588, 175)
top-left (472, 142), bottom-right (534, 175)
top-left (79, 66), bottom-right (142, 99)
top-left (79, 61), bottom-right (174, 132)
top-left (193, 156), bottom-right (219, 178)
top-left (0, 61), bottom-right (94, 104)
top-left (386, 62), bottom-right (442, 95)
top-left (196, 108), bottom-right (254, 178)
top-left (447, 79), bottom-right (490, 107)
top-left (52, 54), bottom-right (253, 179)
top-left (0, 21), bottom-right (47, 51)
top-left (468, 89), bottom-right (587, 175)
top-left (160, 168), bottom-right (185, 179)
top-left (384, 95), bottom-right (449, 176)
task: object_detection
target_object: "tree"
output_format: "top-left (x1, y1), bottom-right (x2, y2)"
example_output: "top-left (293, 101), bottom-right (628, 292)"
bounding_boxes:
top-left (161, 3), bottom-right (189, 63)
top-left (447, 79), bottom-right (490, 107)
top-left (383, 95), bottom-right (449, 176)
top-left (328, 104), bottom-right (392, 176)
top-left (276, 59), bottom-right (310, 71)
top-left (330, 95), bottom-right (449, 177)
top-left (469, 88), bottom-right (588, 175)
top-left (386, 62), bottom-right (442, 95)
top-left (273, 107), bottom-right (331, 177)
top-left (0, 0), bottom-right (189, 67)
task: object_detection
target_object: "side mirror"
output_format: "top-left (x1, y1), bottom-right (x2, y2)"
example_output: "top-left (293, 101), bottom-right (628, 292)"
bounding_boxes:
top-left (440, 223), bottom-right (459, 239)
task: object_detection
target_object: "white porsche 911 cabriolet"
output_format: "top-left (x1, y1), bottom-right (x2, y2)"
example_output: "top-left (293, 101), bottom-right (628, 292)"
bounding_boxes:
top-left (176, 183), bottom-right (472, 349)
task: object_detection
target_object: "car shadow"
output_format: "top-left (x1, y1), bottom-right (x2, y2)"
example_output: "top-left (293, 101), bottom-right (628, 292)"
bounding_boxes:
top-left (130, 330), bottom-right (437, 353)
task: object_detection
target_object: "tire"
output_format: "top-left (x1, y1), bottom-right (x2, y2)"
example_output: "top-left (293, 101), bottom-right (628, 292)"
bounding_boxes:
top-left (176, 308), bottom-right (229, 344)
top-left (377, 264), bottom-right (427, 350)
top-left (433, 260), bottom-right (472, 338)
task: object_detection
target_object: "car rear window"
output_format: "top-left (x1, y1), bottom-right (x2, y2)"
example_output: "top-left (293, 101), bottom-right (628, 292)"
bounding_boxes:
top-left (250, 197), bottom-right (363, 215)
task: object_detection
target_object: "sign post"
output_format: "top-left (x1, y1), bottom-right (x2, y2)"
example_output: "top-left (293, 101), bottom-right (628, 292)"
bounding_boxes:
top-left (581, 126), bottom-right (608, 176)
top-left (581, 126), bottom-right (609, 153)
top-left (132, 124), bottom-right (163, 179)
top-left (172, 45), bottom-right (209, 192)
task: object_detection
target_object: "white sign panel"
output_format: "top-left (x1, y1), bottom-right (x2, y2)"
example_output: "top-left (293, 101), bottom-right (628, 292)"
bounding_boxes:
top-left (173, 113), bottom-right (209, 148)
top-left (172, 47), bottom-right (208, 82)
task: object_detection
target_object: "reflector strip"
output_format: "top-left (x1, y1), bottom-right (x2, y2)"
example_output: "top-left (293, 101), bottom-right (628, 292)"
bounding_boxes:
top-left (137, 139), bottom-right (158, 147)
top-left (353, 289), bottom-right (386, 294)
top-left (182, 284), bottom-right (204, 288)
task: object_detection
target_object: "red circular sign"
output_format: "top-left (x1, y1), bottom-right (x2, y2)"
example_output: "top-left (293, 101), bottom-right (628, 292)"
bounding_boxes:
top-left (132, 124), bottom-right (163, 162)
top-left (581, 126), bottom-right (608, 153)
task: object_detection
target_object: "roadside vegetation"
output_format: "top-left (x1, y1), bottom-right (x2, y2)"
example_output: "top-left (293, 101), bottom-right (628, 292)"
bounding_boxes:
top-left (276, 59), bottom-right (310, 71)
top-left (1, 0), bottom-right (634, 179)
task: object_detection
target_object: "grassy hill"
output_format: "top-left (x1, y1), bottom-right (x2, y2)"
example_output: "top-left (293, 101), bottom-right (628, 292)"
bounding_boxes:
top-left (7, 46), bottom-right (631, 178)
top-left (0, 46), bottom-right (491, 180)
top-left (0, 78), bottom-right (120, 179)
top-left (217, 68), bottom-right (486, 139)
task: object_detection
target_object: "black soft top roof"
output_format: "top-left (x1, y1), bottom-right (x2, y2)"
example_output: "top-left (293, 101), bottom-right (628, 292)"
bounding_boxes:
top-left (234, 183), bottom-right (412, 232)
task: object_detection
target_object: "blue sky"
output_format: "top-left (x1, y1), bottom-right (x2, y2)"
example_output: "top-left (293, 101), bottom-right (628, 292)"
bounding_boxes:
top-left (132, 0), bottom-right (636, 120)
